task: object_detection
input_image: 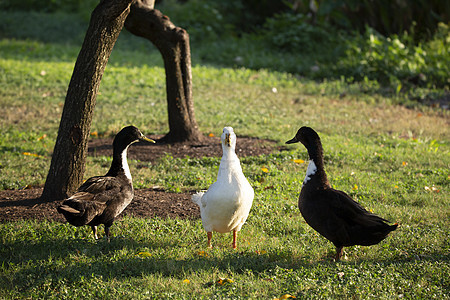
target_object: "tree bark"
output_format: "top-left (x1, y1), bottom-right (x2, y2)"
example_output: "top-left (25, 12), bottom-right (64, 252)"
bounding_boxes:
top-left (125, 0), bottom-right (203, 143)
top-left (41, 0), bottom-right (133, 201)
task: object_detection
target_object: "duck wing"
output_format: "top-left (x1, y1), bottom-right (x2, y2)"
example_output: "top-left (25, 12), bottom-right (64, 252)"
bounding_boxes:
top-left (320, 188), bottom-right (397, 246)
top-left (58, 176), bottom-right (125, 226)
top-left (329, 189), bottom-right (390, 225)
top-left (193, 181), bottom-right (222, 209)
top-left (79, 176), bottom-right (119, 196)
top-left (57, 192), bottom-right (107, 226)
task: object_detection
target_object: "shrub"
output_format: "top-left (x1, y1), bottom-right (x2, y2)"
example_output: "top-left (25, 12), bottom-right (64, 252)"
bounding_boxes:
top-left (335, 24), bottom-right (450, 88)
top-left (0, 0), bottom-right (98, 15)
top-left (156, 0), bottom-right (236, 42)
top-left (261, 13), bottom-right (332, 54)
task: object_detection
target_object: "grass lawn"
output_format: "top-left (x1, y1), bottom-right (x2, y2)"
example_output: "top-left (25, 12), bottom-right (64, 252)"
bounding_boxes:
top-left (0, 11), bottom-right (449, 299)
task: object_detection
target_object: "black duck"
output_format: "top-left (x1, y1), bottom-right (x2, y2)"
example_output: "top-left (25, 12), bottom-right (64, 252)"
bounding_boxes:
top-left (286, 126), bottom-right (398, 261)
top-left (57, 126), bottom-right (155, 239)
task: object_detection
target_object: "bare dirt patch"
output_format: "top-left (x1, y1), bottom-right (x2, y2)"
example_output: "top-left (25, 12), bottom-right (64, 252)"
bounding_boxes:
top-left (88, 134), bottom-right (280, 163)
top-left (0, 135), bottom-right (285, 223)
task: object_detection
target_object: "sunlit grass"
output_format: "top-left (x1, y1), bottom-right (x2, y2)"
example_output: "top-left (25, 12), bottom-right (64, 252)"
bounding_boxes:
top-left (0, 11), bottom-right (449, 299)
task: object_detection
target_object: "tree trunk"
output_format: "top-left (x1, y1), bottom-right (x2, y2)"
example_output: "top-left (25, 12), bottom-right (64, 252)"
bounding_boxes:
top-left (125, 0), bottom-right (203, 143)
top-left (41, 0), bottom-right (133, 201)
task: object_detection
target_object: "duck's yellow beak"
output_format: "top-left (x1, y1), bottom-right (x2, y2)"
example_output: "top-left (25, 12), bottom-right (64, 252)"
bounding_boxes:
top-left (225, 133), bottom-right (231, 147)
top-left (141, 136), bottom-right (156, 143)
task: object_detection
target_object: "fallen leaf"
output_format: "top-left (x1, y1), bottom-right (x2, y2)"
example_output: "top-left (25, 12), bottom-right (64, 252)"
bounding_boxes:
top-left (402, 161), bottom-right (408, 166)
top-left (37, 134), bottom-right (47, 141)
top-left (90, 131), bottom-right (98, 137)
top-left (208, 133), bottom-right (215, 137)
top-left (217, 277), bottom-right (234, 285)
top-left (197, 250), bottom-right (208, 257)
top-left (137, 251), bottom-right (152, 258)
top-left (352, 184), bottom-right (358, 191)
top-left (261, 167), bottom-right (269, 173)
top-left (182, 279), bottom-right (190, 284)
top-left (292, 159), bottom-right (305, 164)
top-left (279, 294), bottom-right (296, 299)
top-left (22, 152), bottom-right (42, 158)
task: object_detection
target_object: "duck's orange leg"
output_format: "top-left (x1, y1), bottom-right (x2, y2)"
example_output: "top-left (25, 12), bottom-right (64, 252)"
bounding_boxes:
top-left (232, 230), bottom-right (237, 249)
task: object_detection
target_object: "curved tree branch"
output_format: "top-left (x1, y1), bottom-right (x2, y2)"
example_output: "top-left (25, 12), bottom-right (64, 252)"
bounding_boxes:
top-left (125, 0), bottom-right (203, 143)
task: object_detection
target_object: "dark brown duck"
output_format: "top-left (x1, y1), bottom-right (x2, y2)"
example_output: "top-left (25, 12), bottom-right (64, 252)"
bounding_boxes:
top-left (57, 126), bottom-right (155, 239)
top-left (286, 126), bottom-right (398, 261)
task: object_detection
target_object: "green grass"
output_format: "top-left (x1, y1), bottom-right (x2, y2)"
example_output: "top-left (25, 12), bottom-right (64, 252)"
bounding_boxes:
top-left (1, 11), bottom-right (449, 299)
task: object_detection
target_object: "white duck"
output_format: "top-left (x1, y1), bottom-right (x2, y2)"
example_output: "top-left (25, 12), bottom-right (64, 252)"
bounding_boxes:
top-left (192, 127), bottom-right (254, 248)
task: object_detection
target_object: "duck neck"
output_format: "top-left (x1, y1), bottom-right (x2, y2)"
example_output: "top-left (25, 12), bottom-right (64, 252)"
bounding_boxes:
top-left (221, 146), bottom-right (238, 162)
top-left (304, 142), bottom-right (329, 188)
top-left (106, 145), bottom-right (132, 180)
top-left (218, 146), bottom-right (241, 177)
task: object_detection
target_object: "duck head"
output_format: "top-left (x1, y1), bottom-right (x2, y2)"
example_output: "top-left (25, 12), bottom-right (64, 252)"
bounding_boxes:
top-left (286, 126), bottom-right (321, 149)
top-left (113, 125), bottom-right (155, 152)
top-left (221, 127), bottom-right (236, 149)
top-left (106, 126), bottom-right (155, 178)
top-left (286, 126), bottom-right (325, 165)
top-left (286, 126), bottom-right (329, 187)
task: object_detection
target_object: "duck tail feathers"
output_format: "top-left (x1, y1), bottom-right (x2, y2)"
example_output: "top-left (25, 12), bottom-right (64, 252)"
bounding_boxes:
top-left (57, 205), bottom-right (82, 215)
top-left (191, 192), bottom-right (205, 207)
top-left (390, 222), bottom-right (399, 231)
top-left (57, 198), bottom-right (106, 226)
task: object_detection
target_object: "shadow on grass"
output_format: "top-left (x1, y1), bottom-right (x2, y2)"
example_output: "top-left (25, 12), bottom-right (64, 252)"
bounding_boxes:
top-left (351, 252), bottom-right (450, 266)
top-left (0, 235), bottom-right (304, 288)
top-left (2, 232), bottom-right (449, 292)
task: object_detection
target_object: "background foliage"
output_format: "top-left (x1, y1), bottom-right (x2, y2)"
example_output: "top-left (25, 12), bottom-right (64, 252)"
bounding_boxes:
top-left (0, 0), bottom-right (449, 89)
